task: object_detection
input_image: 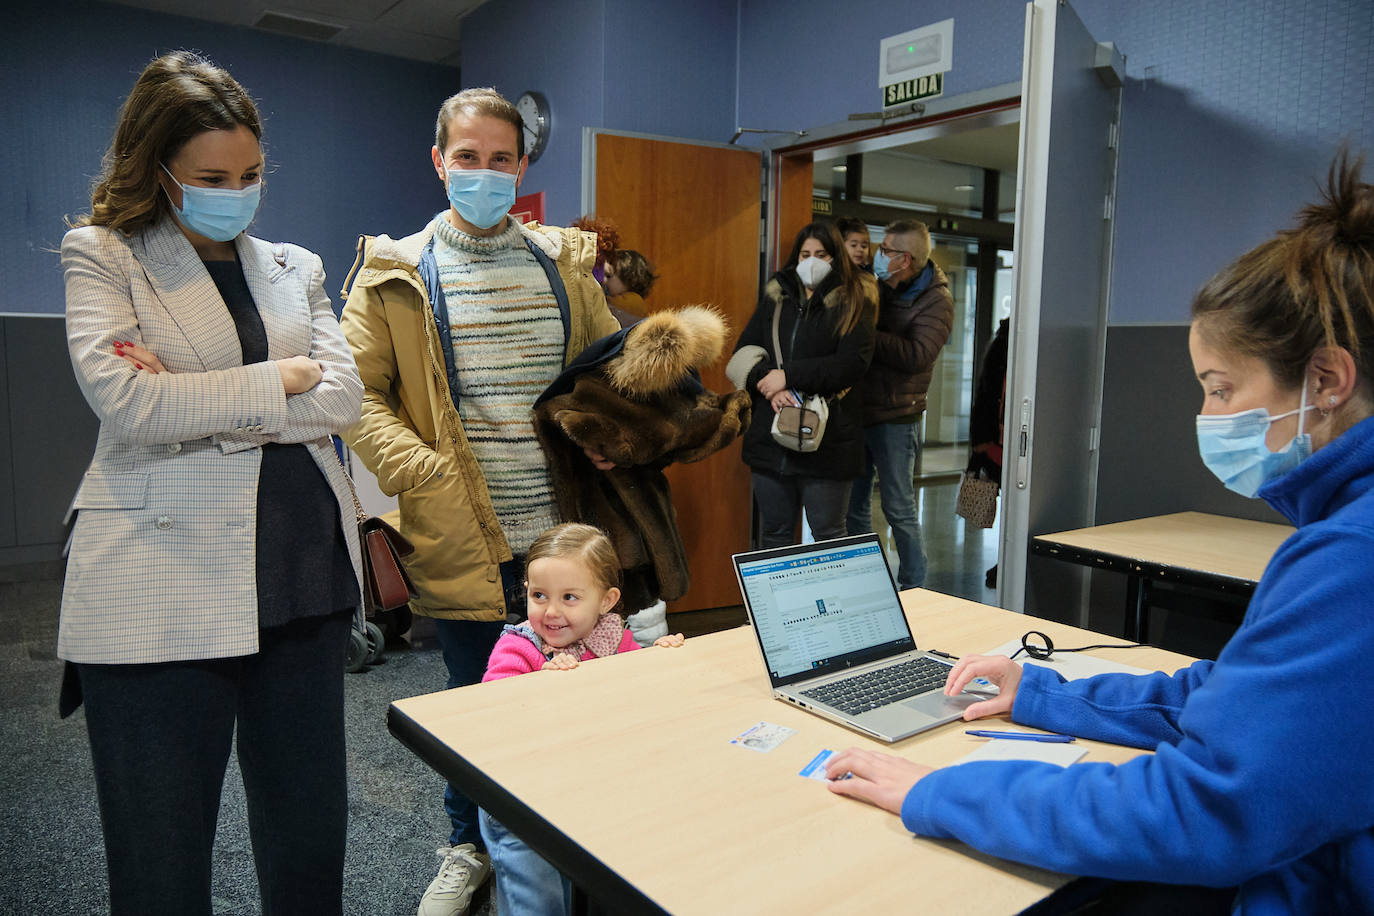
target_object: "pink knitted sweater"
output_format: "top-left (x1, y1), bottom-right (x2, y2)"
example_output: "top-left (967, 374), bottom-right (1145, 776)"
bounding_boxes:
top-left (483, 623), bottom-right (639, 682)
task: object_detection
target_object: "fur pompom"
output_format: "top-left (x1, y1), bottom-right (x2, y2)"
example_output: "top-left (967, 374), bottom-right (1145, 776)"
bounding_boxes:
top-left (604, 305), bottom-right (728, 397)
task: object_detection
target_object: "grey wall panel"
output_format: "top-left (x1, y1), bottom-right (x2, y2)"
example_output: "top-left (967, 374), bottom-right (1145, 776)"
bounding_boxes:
top-left (0, 320), bottom-right (13, 548)
top-left (5, 316), bottom-right (97, 549)
top-left (1096, 324), bottom-right (1285, 526)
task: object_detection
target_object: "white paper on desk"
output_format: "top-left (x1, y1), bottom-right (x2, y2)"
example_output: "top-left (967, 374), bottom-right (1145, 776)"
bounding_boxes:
top-left (955, 739), bottom-right (1087, 767)
top-left (982, 639), bottom-right (1151, 681)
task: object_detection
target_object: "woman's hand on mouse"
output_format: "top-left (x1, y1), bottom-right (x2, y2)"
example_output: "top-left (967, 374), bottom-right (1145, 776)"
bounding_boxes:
top-left (944, 654), bottom-right (1022, 720)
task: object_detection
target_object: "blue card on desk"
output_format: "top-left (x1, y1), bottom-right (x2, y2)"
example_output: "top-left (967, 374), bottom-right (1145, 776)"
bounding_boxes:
top-left (800, 749), bottom-right (837, 781)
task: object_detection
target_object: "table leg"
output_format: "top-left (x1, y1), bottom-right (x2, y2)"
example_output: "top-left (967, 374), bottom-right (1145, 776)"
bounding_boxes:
top-left (1125, 575), bottom-right (1152, 643)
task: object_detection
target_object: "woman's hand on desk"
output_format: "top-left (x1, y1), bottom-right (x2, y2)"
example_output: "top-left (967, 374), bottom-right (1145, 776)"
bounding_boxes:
top-left (823, 748), bottom-right (932, 814)
top-left (945, 655), bottom-right (1023, 721)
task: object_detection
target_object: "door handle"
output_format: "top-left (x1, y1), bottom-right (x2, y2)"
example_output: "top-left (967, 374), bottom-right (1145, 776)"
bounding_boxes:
top-left (1016, 398), bottom-right (1031, 490)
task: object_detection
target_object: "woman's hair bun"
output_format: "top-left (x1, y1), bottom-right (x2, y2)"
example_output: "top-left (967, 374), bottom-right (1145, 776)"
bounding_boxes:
top-left (1298, 149), bottom-right (1374, 249)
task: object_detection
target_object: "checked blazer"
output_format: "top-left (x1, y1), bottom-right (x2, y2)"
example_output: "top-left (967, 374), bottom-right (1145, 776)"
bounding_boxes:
top-left (59, 218), bottom-right (364, 664)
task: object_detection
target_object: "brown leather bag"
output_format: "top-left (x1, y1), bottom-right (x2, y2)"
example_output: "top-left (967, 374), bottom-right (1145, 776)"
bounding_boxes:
top-left (358, 515), bottom-right (418, 613)
top-left (337, 449), bottom-right (418, 614)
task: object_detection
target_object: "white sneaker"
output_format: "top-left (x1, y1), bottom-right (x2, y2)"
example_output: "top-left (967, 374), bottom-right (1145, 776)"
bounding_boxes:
top-left (418, 843), bottom-right (491, 916)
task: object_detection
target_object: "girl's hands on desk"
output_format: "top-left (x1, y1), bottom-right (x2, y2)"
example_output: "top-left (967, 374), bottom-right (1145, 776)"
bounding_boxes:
top-left (542, 652), bottom-right (581, 671)
top-left (945, 655), bottom-right (1023, 721)
top-left (653, 633), bottom-right (685, 648)
top-left (823, 748), bottom-right (932, 814)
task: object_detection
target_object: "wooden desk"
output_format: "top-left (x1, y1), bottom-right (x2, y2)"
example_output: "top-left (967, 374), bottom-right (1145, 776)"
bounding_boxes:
top-left (1031, 512), bottom-right (1294, 642)
top-left (388, 591), bottom-right (1195, 915)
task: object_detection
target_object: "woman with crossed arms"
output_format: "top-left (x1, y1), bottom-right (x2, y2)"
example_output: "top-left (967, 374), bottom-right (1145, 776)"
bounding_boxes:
top-left (61, 51), bottom-right (362, 914)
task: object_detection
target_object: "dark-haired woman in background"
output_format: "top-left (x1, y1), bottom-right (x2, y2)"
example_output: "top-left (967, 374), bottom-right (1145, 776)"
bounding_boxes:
top-left (60, 51), bottom-right (362, 914)
top-left (824, 153), bottom-right (1374, 914)
top-left (731, 222), bottom-right (875, 547)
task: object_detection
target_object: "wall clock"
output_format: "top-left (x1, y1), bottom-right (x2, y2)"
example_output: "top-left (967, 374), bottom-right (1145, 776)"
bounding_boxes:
top-left (516, 91), bottom-right (550, 163)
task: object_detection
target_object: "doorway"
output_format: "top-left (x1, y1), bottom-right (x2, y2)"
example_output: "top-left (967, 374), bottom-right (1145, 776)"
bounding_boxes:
top-left (778, 107), bottom-right (1019, 603)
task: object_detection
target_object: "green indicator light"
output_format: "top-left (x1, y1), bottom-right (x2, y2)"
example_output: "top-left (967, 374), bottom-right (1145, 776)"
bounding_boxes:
top-left (908, 45), bottom-right (915, 52)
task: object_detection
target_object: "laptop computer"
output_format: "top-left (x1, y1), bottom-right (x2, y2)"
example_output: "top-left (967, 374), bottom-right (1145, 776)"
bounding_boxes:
top-left (732, 533), bottom-right (981, 743)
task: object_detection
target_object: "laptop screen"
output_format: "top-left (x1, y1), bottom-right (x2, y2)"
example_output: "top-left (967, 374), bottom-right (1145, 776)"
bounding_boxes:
top-left (733, 535), bottom-right (917, 687)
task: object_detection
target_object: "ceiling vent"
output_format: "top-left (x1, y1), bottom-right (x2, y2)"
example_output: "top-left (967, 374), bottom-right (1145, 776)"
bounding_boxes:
top-left (253, 11), bottom-right (345, 42)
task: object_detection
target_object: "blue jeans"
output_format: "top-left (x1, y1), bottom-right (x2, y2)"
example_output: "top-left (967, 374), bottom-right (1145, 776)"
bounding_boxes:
top-left (846, 422), bottom-right (926, 589)
top-left (435, 557), bottom-right (523, 848)
top-left (479, 808), bottom-right (570, 916)
top-left (751, 470), bottom-right (852, 548)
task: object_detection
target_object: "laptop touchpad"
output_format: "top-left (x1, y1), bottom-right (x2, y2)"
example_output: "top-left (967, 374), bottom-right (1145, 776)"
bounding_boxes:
top-left (904, 692), bottom-right (978, 716)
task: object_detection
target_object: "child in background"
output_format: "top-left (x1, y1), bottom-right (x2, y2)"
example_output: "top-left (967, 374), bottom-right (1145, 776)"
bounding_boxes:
top-left (603, 249), bottom-right (659, 327)
top-left (479, 523), bottom-right (684, 914)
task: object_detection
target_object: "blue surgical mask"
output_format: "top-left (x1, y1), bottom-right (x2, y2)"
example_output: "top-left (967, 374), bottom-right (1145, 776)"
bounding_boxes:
top-left (873, 249), bottom-right (897, 281)
top-left (446, 167), bottom-right (517, 230)
top-left (161, 165), bottom-right (260, 242)
top-left (1195, 386), bottom-right (1315, 498)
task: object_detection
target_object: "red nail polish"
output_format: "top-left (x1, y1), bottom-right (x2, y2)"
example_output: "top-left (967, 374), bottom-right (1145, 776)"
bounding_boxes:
top-left (124, 341), bottom-right (133, 346)
top-left (135, 363), bottom-right (142, 369)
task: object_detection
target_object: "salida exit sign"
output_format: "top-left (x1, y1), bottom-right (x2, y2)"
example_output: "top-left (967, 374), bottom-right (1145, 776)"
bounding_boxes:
top-left (879, 20), bottom-right (952, 109)
top-left (883, 72), bottom-right (944, 107)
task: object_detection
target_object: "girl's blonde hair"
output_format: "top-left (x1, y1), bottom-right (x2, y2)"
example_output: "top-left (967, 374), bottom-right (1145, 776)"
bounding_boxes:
top-left (525, 523), bottom-right (623, 607)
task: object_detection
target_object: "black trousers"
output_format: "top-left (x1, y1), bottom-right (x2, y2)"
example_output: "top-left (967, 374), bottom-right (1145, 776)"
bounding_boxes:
top-left (77, 611), bottom-right (352, 916)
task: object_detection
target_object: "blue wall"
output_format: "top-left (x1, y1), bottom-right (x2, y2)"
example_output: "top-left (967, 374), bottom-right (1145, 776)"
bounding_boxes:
top-left (11, 0), bottom-right (1371, 327)
top-left (736, 0), bottom-right (1023, 131)
top-left (463, 0), bottom-right (1372, 324)
top-left (7, 0), bottom-right (463, 317)
top-left (461, 0), bottom-right (738, 224)
top-left (1078, 0), bottom-right (1373, 324)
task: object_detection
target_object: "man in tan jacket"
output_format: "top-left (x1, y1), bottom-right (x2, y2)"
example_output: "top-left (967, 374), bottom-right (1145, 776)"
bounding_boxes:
top-left (339, 87), bottom-right (618, 916)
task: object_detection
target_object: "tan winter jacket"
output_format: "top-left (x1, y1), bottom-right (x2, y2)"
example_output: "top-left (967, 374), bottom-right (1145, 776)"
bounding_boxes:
top-left (338, 218), bottom-right (619, 620)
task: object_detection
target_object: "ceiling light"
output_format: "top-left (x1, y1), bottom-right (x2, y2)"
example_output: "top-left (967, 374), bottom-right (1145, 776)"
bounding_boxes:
top-left (954, 184), bottom-right (974, 191)
top-left (832, 165), bottom-right (848, 172)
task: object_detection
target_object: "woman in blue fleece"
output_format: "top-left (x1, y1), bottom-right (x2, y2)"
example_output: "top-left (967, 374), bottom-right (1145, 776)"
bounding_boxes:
top-left (825, 153), bottom-right (1374, 915)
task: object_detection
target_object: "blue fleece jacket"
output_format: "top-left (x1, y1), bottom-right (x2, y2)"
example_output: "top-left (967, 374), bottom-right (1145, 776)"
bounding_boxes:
top-left (903, 416), bottom-right (1374, 914)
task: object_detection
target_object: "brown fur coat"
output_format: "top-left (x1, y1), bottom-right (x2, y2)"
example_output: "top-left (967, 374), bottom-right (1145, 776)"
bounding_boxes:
top-left (534, 306), bottom-right (751, 612)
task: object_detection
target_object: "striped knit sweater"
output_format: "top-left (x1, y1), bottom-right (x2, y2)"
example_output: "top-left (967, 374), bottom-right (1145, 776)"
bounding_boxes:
top-left (432, 214), bottom-right (561, 554)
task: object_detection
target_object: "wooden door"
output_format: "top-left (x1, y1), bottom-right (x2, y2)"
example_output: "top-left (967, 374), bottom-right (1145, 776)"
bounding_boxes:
top-left (590, 132), bottom-right (761, 613)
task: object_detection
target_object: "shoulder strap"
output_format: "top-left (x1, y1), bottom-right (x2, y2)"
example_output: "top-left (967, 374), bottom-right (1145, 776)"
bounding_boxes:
top-left (771, 298), bottom-right (784, 368)
top-left (524, 237), bottom-right (573, 353)
top-left (419, 237), bottom-right (461, 412)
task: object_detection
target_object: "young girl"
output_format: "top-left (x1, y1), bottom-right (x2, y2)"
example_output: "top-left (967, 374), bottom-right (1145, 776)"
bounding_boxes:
top-left (479, 523), bottom-right (684, 914)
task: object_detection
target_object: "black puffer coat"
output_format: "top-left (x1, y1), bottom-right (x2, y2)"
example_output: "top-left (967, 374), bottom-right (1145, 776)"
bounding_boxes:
top-left (733, 269), bottom-right (876, 479)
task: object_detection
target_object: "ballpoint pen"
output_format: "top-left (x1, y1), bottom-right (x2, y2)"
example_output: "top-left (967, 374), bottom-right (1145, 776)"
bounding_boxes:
top-left (965, 729), bottom-right (1076, 743)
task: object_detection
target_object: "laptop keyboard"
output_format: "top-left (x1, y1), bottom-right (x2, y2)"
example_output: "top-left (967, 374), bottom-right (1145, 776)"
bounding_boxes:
top-left (800, 656), bottom-right (951, 715)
